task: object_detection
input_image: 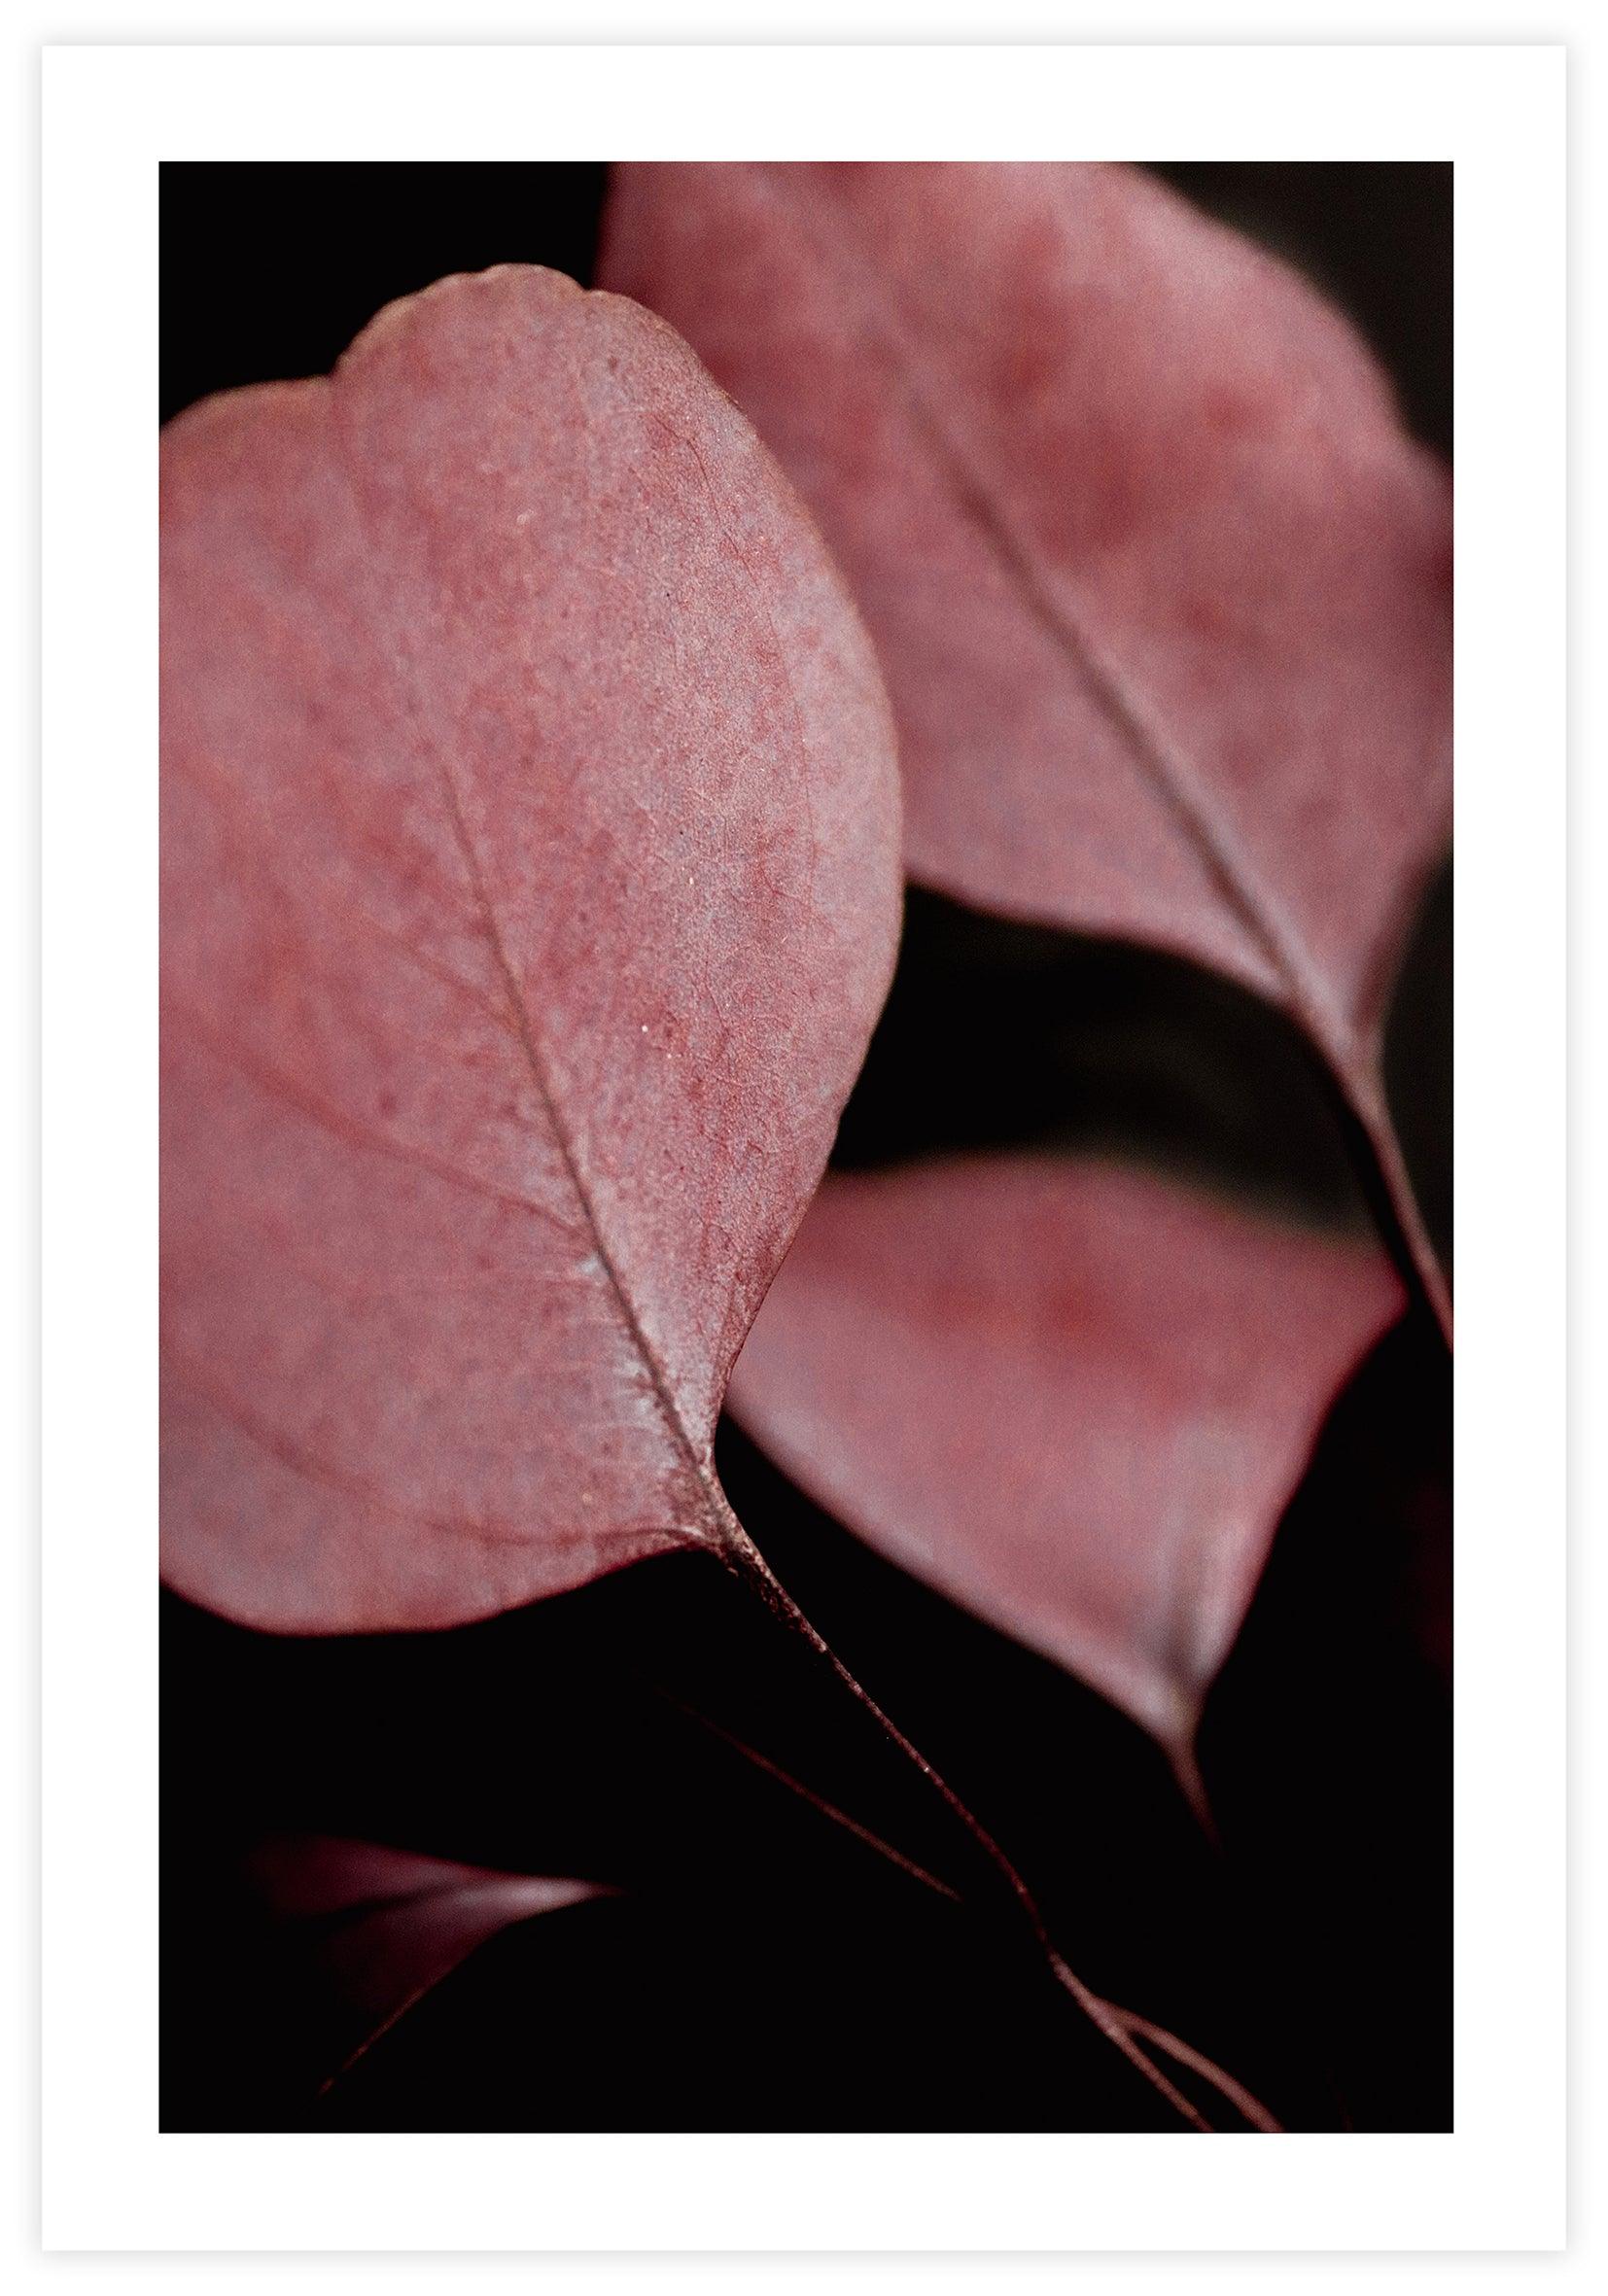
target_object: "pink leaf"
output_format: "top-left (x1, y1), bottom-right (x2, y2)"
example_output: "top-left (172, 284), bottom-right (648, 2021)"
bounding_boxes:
top-left (600, 162), bottom-right (1452, 1328)
top-left (728, 1158), bottom-right (1405, 1757)
top-left (161, 265), bottom-right (901, 1633)
top-left (248, 1835), bottom-right (609, 2089)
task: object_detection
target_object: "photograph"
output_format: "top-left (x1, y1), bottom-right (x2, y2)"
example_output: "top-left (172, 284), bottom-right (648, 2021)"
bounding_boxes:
top-left (157, 157), bottom-right (1454, 2139)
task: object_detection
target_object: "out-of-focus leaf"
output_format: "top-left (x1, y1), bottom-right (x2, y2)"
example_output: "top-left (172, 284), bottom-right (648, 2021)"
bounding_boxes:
top-left (160, 264), bottom-right (901, 1633)
top-left (728, 1157), bottom-right (1403, 1758)
top-left (600, 162), bottom-right (1452, 1326)
top-left (248, 1834), bottom-right (609, 2090)
top-left (601, 160), bottom-right (1450, 1036)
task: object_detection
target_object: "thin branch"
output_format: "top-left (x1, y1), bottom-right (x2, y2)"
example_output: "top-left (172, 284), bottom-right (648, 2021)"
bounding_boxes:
top-left (1113, 2008), bottom-right (1283, 2135)
top-left (666, 1678), bottom-right (1281, 2133)
top-left (1346, 1061), bottom-right (1454, 1346)
top-left (714, 1516), bottom-right (1281, 2132)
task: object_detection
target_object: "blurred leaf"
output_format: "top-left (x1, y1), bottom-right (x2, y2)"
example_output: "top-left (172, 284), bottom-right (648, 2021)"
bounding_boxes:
top-left (602, 160), bottom-right (1451, 1328)
top-left (730, 1155), bottom-right (1402, 1760)
top-left (248, 1835), bottom-right (610, 2093)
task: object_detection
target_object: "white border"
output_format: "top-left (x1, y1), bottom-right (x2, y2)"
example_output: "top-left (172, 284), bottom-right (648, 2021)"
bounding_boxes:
top-left (39, 39), bottom-right (1566, 2255)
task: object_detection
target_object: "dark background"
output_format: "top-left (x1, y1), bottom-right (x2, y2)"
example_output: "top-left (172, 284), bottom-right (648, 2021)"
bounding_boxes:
top-left (160, 162), bottom-right (1452, 2134)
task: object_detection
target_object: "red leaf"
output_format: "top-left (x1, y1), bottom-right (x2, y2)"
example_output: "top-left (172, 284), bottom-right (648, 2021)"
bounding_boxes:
top-left (161, 265), bottom-right (901, 1632)
top-left (600, 162), bottom-right (1452, 1327)
top-left (728, 1158), bottom-right (1404, 1758)
top-left (248, 1835), bottom-right (609, 2090)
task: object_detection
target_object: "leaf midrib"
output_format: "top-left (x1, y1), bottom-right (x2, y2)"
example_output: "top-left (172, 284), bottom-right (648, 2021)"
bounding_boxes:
top-left (330, 387), bottom-right (729, 1550)
top-left (751, 162), bottom-right (1365, 1069)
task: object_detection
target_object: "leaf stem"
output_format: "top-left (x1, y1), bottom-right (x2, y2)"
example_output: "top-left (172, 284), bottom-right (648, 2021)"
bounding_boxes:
top-left (714, 1507), bottom-right (1281, 2132)
top-left (1286, 1001), bottom-right (1451, 1347)
top-left (1113, 2008), bottom-right (1282, 2135)
top-left (668, 1691), bottom-right (1278, 2130)
top-left (1344, 1056), bottom-right (1453, 1348)
top-left (1167, 1737), bottom-right (1222, 1850)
